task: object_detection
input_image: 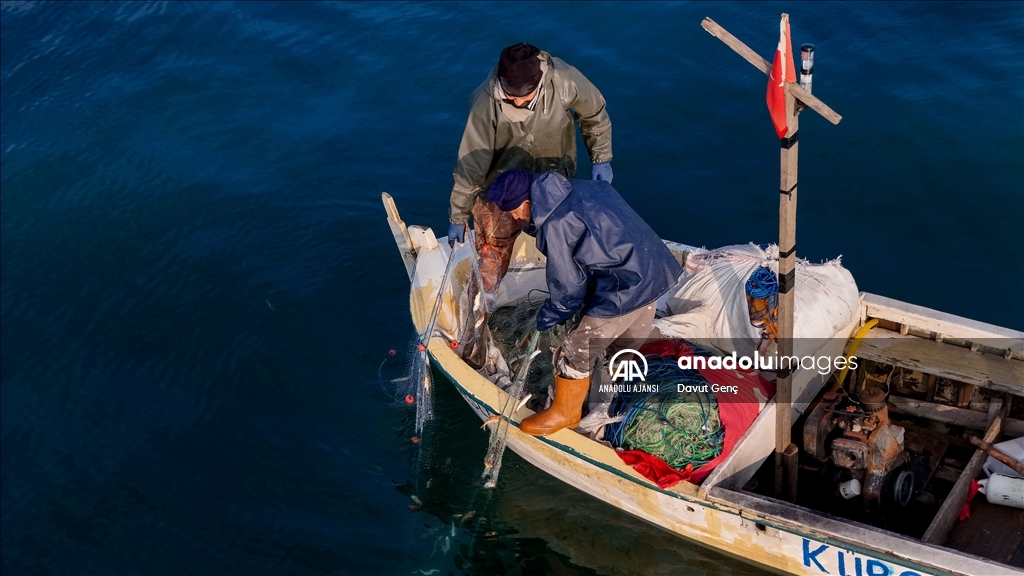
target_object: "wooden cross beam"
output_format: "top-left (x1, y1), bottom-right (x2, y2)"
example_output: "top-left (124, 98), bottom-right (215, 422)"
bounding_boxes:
top-left (701, 18), bottom-right (841, 125)
top-left (701, 16), bottom-right (841, 501)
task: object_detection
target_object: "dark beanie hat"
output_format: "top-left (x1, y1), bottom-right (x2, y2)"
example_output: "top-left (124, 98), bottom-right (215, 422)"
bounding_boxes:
top-left (497, 43), bottom-right (542, 97)
top-left (487, 169), bottom-right (531, 211)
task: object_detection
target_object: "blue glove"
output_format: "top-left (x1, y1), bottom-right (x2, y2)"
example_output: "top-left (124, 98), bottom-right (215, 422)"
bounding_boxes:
top-left (536, 317), bottom-right (557, 333)
top-left (447, 223), bottom-right (466, 244)
top-left (592, 162), bottom-right (613, 183)
top-left (536, 299), bottom-right (569, 333)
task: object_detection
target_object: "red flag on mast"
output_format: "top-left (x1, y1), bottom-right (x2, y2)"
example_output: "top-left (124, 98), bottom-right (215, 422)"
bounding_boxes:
top-left (767, 14), bottom-right (796, 138)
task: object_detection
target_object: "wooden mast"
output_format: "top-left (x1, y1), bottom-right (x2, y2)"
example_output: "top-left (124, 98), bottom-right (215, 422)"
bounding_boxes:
top-left (776, 76), bottom-right (800, 501)
top-left (700, 16), bottom-right (841, 500)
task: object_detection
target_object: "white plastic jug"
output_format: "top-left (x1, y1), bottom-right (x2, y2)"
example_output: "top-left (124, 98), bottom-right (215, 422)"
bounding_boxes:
top-left (982, 436), bottom-right (1024, 479)
top-left (977, 473), bottom-right (1024, 509)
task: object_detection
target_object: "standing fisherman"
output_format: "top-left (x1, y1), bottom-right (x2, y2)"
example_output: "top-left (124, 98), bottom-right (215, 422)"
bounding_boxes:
top-left (447, 43), bottom-right (613, 244)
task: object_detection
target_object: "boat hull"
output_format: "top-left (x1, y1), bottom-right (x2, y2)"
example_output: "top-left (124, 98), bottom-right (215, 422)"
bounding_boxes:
top-left (395, 218), bottom-right (1017, 576)
top-left (429, 341), bottom-right (1010, 576)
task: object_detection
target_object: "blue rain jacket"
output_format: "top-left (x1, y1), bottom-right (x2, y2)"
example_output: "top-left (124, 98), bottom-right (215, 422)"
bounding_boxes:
top-left (530, 172), bottom-right (682, 331)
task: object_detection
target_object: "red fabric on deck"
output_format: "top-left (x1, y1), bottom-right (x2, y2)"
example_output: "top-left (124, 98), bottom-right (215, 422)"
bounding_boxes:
top-left (617, 449), bottom-right (692, 489)
top-left (958, 479), bottom-right (981, 521)
top-left (614, 340), bottom-right (776, 487)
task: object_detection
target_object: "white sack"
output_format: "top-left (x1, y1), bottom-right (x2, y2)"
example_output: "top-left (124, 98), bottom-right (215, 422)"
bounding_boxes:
top-left (654, 243), bottom-right (859, 357)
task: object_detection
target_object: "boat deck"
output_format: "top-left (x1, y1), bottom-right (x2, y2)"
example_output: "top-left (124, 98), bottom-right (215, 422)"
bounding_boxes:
top-left (946, 498), bottom-right (1024, 567)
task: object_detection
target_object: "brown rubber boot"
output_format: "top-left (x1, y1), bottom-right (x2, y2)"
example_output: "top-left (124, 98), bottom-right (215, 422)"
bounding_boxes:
top-left (519, 375), bottom-right (591, 436)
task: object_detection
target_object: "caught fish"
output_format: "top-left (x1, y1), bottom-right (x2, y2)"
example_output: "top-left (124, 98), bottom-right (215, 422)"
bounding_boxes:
top-left (480, 415), bottom-right (500, 430)
top-left (514, 393), bottom-right (532, 413)
top-left (411, 495), bottom-right (422, 506)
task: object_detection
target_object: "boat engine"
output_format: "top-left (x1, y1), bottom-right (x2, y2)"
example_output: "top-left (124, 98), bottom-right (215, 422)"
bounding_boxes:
top-left (803, 387), bottom-right (913, 512)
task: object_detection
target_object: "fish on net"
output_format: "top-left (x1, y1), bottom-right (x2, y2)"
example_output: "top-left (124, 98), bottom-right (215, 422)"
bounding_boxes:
top-left (461, 247), bottom-right (570, 487)
top-left (458, 240), bottom-right (549, 488)
top-left (459, 195), bottom-right (528, 370)
top-left (485, 299), bottom-right (573, 404)
top-left (481, 329), bottom-right (541, 488)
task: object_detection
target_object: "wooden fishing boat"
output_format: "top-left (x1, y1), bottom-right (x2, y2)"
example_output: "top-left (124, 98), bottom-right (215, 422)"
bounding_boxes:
top-left (382, 195), bottom-right (1023, 576)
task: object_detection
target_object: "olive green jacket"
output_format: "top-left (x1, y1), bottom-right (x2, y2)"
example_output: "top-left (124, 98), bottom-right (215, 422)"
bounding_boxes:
top-left (448, 52), bottom-right (612, 224)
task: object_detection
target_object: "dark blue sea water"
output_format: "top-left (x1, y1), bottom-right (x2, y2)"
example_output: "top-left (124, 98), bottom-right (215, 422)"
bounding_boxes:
top-left (2, 2), bottom-right (1021, 574)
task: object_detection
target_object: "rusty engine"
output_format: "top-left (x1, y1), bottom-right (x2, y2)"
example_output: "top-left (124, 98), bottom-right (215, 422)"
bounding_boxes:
top-left (803, 387), bottom-right (915, 513)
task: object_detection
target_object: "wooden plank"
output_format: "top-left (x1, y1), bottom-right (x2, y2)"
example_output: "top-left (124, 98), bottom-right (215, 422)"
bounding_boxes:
top-left (945, 498), bottom-right (1024, 566)
top-left (926, 373), bottom-right (938, 402)
top-left (782, 443), bottom-right (799, 503)
top-left (889, 395), bottom-right (1024, 436)
top-left (855, 328), bottom-right (1024, 396)
top-left (699, 17), bottom-right (842, 125)
top-left (971, 436), bottom-right (1024, 476)
top-left (933, 464), bottom-right (964, 483)
top-left (922, 400), bottom-right (1004, 545)
top-left (957, 383), bottom-right (975, 408)
top-left (381, 192), bottom-right (417, 279)
top-left (700, 17), bottom-right (770, 74)
top-left (862, 292), bottom-right (1024, 343)
top-left (790, 83), bottom-right (841, 126)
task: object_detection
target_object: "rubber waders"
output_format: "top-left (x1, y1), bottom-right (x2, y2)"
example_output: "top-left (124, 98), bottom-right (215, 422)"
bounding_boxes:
top-left (519, 375), bottom-right (591, 436)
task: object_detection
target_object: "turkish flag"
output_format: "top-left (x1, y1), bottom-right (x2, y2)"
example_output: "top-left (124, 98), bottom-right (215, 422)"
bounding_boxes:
top-left (767, 14), bottom-right (796, 138)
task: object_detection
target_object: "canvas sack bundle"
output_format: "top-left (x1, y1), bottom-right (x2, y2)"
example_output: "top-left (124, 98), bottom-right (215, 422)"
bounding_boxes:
top-left (654, 243), bottom-right (859, 358)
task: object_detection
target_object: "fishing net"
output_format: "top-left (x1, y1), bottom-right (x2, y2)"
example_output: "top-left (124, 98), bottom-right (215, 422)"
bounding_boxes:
top-left (484, 299), bottom-right (724, 470)
top-left (410, 240), bottom-right (462, 436)
top-left (459, 197), bottom-right (529, 369)
top-left (486, 299), bottom-right (572, 403)
top-left (410, 346), bottom-right (434, 436)
top-left (481, 330), bottom-right (541, 488)
top-left (607, 357), bottom-right (725, 469)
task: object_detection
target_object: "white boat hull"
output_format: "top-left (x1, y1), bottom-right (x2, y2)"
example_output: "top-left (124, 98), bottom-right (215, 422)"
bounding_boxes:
top-left (392, 213), bottom-right (1020, 576)
top-left (432, 339), bottom-right (1012, 576)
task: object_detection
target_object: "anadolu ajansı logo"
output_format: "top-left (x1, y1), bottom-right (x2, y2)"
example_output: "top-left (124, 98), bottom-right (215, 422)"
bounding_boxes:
top-left (608, 349), bottom-right (648, 382)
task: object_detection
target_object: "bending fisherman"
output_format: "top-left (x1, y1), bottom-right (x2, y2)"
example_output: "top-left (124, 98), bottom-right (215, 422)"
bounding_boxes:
top-left (490, 170), bottom-right (682, 436)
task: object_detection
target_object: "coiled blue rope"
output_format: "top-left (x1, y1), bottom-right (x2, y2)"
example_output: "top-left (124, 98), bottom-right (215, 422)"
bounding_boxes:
top-left (745, 266), bottom-right (778, 331)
